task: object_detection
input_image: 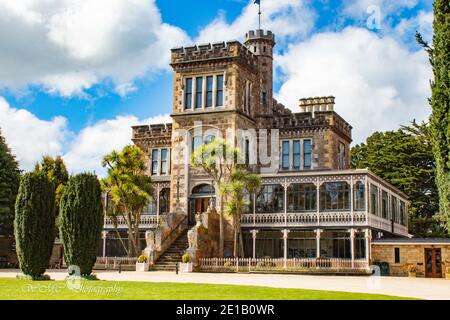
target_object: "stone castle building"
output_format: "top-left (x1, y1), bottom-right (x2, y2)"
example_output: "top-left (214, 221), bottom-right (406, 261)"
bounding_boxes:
top-left (99, 30), bottom-right (448, 277)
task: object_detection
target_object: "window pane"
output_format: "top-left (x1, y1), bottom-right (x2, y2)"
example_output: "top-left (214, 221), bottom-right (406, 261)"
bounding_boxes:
top-left (195, 77), bottom-right (203, 108)
top-left (320, 182), bottom-right (350, 211)
top-left (206, 76), bottom-right (213, 107)
top-left (353, 181), bottom-right (365, 211)
top-left (151, 149), bottom-right (159, 175)
top-left (282, 141), bottom-right (290, 170)
top-left (293, 140), bottom-right (300, 169)
top-left (382, 191), bottom-right (388, 219)
top-left (287, 183), bottom-right (317, 212)
top-left (256, 184), bottom-right (285, 213)
top-left (216, 75), bottom-right (224, 106)
top-left (185, 78), bottom-right (192, 109)
top-left (304, 140), bottom-right (311, 169)
top-left (161, 149), bottom-right (168, 174)
top-left (370, 185), bottom-right (378, 215)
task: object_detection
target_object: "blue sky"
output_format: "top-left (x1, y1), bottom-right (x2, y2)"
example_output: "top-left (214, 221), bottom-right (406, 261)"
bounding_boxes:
top-left (0, 0), bottom-right (435, 174)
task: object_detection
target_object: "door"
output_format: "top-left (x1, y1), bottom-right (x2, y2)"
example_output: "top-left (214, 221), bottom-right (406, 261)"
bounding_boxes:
top-left (189, 198), bottom-right (210, 226)
top-left (425, 248), bottom-right (442, 278)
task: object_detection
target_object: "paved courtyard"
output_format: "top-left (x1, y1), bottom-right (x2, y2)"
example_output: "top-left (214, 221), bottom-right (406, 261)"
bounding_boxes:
top-left (0, 269), bottom-right (448, 300)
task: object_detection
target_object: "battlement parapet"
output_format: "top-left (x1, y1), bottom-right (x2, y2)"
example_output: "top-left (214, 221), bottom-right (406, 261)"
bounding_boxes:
top-left (171, 40), bottom-right (257, 69)
top-left (299, 96), bottom-right (335, 113)
top-left (244, 29), bottom-right (275, 44)
top-left (132, 123), bottom-right (172, 140)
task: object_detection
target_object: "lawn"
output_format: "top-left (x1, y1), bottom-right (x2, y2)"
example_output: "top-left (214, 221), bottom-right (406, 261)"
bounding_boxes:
top-left (0, 278), bottom-right (413, 300)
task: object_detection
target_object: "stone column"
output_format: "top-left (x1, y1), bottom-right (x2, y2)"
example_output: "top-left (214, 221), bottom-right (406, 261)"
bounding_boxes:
top-left (315, 229), bottom-right (322, 258)
top-left (364, 228), bottom-right (371, 264)
top-left (102, 231), bottom-right (108, 258)
top-left (251, 229), bottom-right (259, 259)
top-left (282, 229), bottom-right (290, 268)
top-left (349, 228), bottom-right (355, 268)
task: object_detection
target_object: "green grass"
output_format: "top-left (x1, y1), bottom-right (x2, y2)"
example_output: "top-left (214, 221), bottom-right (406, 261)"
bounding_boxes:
top-left (0, 278), bottom-right (414, 300)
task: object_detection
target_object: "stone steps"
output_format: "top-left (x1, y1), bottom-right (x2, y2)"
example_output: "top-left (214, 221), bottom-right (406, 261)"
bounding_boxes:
top-left (151, 229), bottom-right (189, 271)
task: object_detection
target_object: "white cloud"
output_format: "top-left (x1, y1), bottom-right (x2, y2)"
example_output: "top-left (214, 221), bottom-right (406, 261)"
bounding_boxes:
top-left (342, 0), bottom-right (420, 19)
top-left (0, 96), bottom-right (170, 176)
top-left (0, 0), bottom-right (189, 97)
top-left (195, 0), bottom-right (315, 45)
top-left (276, 27), bottom-right (432, 143)
top-left (63, 114), bottom-right (171, 176)
top-left (395, 10), bottom-right (433, 43)
top-left (0, 96), bottom-right (70, 170)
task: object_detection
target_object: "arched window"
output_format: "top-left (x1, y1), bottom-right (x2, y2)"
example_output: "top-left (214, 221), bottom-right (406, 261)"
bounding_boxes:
top-left (287, 183), bottom-right (316, 212)
top-left (256, 184), bottom-right (284, 213)
top-left (353, 181), bottom-right (365, 211)
top-left (192, 184), bottom-right (215, 196)
top-left (320, 182), bottom-right (350, 211)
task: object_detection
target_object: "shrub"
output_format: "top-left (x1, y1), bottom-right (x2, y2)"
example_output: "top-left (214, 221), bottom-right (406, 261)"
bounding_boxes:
top-left (182, 253), bottom-right (191, 263)
top-left (60, 173), bottom-right (103, 276)
top-left (14, 172), bottom-right (55, 279)
top-left (138, 255), bottom-right (148, 263)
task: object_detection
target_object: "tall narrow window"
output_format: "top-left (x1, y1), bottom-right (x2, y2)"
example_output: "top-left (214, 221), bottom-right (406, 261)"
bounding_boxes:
top-left (303, 139), bottom-right (311, 169)
top-left (382, 191), bottom-right (388, 219)
top-left (245, 81), bottom-right (251, 114)
top-left (262, 92), bottom-right (267, 107)
top-left (216, 75), bottom-right (224, 107)
top-left (160, 149), bottom-right (168, 175)
top-left (400, 201), bottom-right (406, 225)
top-left (353, 181), bottom-right (365, 211)
top-left (185, 78), bottom-right (192, 109)
top-left (394, 248), bottom-right (400, 264)
top-left (245, 139), bottom-right (250, 165)
top-left (151, 149), bottom-right (159, 175)
top-left (370, 185), bottom-right (378, 215)
top-left (338, 142), bottom-right (345, 169)
top-left (192, 136), bottom-right (203, 152)
top-left (293, 140), bottom-right (301, 169)
top-left (195, 77), bottom-right (203, 109)
top-left (282, 141), bottom-right (290, 170)
top-left (206, 76), bottom-right (213, 108)
top-left (391, 197), bottom-right (398, 222)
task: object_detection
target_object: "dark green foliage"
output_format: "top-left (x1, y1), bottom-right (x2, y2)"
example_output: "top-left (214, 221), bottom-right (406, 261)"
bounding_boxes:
top-left (14, 172), bottom-right (55, 278)
top-left (0, 129), bottom-right (20, 236)
top-left (34, 156), bottom-right (69, 236)
top-left (417, 0), bottom-right (450, 232)
top-left (351, 122), bottom-right (446, 237)
top-left (60, 173), bottom-right (103, 276)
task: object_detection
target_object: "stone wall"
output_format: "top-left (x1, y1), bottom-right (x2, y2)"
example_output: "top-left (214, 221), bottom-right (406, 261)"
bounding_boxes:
top-left (371, 243), bottom-right (450, 277)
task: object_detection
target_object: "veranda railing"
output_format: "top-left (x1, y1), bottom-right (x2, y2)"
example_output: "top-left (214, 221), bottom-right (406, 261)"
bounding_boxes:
top-left (198, 257), bottom-right (369, 273)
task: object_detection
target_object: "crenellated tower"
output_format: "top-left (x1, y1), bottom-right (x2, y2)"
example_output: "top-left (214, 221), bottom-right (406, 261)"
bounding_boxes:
top-left (244, 30), bottom-right (275, 119)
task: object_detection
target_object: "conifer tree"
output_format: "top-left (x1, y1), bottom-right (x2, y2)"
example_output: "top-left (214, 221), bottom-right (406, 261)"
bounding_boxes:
top-left (59, 173), bottom-right (103, 276)
top-left (14, 172), bottom-right (55, 279)
top-left (0, 129), bottom-right (20, 236)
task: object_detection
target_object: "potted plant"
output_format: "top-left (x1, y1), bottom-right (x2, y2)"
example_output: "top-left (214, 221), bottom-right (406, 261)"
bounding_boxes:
top-left (179, 253), bottom-right (193, 273)
top-left (406, 264), bottom-right (418, 277)
top-left (136, 255), bottom-right (149, 272)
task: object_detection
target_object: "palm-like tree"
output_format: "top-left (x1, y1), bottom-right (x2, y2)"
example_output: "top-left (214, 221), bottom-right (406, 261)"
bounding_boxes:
top-left (224, 169), bottom-right (261, 257)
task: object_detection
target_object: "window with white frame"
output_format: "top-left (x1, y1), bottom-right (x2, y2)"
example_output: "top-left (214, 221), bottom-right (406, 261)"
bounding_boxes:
top-left (280, 139), bottom-right (313, 170)
top-left (184, 74), bottom-right (224, 110)
top-left (150, 148), bottom-right (170, 176)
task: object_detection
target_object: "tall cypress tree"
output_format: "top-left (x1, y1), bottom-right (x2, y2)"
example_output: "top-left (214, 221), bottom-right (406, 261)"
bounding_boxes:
top-left (420, 1), bottom-right (450, 231)
top-left (14, 172), bottom-right (55, 279)
top-left (59, 173), bottom-right (103, 276)
top-left (0, 129), bottom-right (20, 236)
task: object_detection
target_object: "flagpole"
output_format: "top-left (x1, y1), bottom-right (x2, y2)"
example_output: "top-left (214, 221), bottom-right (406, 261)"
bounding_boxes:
top-left (258, 2), bottom-right (261, 30)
